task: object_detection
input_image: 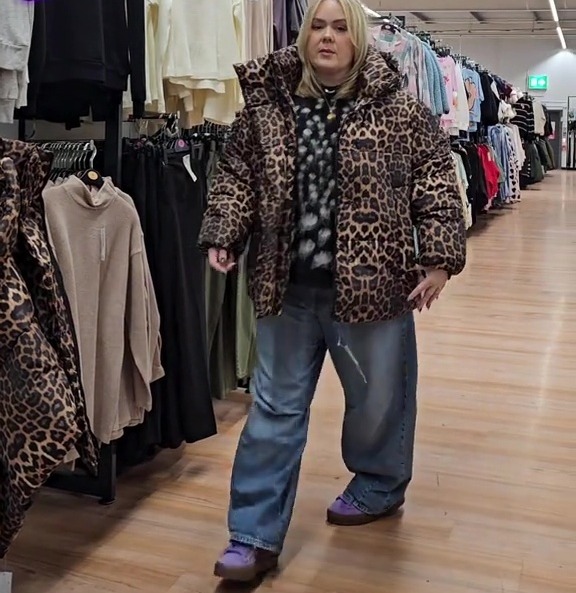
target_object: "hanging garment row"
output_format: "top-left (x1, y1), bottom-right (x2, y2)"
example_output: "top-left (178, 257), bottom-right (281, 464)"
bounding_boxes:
top-left (0, 128), bottom-right (221, 556)
top-left (117, 126), bottom-right (220, 466)
top-left (368, 17), bottom-right (555, 155)
top-left (448, 106), bottom-right (555, 231)
top-left (567, 112), bottom-right (576, 170)
top-left (128, 0), bottom-right (307, 127)
top-left (510, 94), bottom-right (556, 188)
top-left (0, 0), bottom-right (145, 127)
top-left (371, 22), bottom-right (451, 118)
top-left (0, 138), bottom-right (99, 558)
top-left (118, 122), bottom-right (257, 469)
top-left (451, 129), bottom-right (522, 231)
top-left (371, 18), bottom-right (558, 202)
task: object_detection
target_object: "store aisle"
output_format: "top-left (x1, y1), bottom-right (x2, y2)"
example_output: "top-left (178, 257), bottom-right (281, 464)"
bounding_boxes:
top-left (7, 173), bottom-right (576, 593)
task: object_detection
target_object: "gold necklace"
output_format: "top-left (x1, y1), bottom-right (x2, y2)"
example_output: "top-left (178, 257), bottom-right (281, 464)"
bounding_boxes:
top-left (323, 88), bottom-right (337, 121)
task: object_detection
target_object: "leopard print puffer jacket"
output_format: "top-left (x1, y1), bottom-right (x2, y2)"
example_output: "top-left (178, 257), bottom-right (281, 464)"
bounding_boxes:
top-left (198, 46), bottom-right (467, 323)
top-left (0, 140), bottom-right (99, 558)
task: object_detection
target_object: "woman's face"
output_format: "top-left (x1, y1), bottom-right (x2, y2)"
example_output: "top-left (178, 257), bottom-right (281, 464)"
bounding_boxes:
top-left (306, 0), bottom-right (354, 84)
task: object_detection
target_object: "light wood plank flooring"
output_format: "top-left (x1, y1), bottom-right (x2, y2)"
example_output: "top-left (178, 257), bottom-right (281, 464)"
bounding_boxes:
top-left (5, 171), bottom-right (576, 593)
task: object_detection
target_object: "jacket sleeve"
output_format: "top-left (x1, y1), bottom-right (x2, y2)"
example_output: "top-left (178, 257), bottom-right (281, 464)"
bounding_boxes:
top-left (198, 108), bottom-right (256, 257)
top-left (410, 101), bottom-right (467, 277)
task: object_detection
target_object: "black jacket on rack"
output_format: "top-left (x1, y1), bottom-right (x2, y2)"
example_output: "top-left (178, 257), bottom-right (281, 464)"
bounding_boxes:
top-left (452, 143), bottom-right (489, 224)
top-left (480, 72), bottom-right (499, 126)
top-left (542, 105), bottom-right (553, 138)
top-left (18, 0), bottom-right (145, 127)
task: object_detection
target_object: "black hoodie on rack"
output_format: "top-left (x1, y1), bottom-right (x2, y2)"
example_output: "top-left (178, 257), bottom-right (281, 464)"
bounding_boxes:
top-left (480, 72), bottom-right (499, 126)
top-left (18, 0), bottom-right (145, 127)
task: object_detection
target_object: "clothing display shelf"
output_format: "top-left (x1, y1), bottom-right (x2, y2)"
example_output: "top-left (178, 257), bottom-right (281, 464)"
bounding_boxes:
top-left (17, 105), bottom-right (124, 506)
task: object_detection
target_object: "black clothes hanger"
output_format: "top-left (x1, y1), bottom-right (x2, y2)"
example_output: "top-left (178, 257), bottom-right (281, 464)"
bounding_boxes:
top-left (436, 45), bottom-right (451, 57)
top-left (380, 15), bottom-right (402, 33)
top-left (77, 169), bottom-right (104, 189)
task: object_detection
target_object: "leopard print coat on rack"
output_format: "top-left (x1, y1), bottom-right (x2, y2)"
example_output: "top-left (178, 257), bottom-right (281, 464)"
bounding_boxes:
top-left (0, 139), bottom-right (98, 558)
top-left (198, 45), bottom-right (467, 323)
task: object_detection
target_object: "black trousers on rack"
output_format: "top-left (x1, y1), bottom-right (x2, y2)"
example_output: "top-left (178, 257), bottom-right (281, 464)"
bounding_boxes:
top-left (119, 143), bottom-right (217, 465)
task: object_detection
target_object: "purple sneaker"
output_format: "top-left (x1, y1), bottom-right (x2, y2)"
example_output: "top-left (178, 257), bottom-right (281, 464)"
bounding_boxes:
top-left (327, 496), bottom-right (404, 526)
top-left (214, 541), bottom-right (279, 582)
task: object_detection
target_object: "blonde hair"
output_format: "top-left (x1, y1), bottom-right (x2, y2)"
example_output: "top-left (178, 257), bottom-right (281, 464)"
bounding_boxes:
top-left (296, 0), bottom-right (369, 99)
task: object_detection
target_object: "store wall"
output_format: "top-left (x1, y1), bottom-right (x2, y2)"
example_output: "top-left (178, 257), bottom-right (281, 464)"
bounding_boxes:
top-left (441, 37), bottom-right (576, 109)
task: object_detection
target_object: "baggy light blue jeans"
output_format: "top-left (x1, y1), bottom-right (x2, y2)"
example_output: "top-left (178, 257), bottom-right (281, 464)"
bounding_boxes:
top-left (228, 284), bottom-right (418, 553)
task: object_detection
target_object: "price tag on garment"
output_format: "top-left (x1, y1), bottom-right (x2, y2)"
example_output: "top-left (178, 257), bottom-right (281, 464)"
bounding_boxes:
top-left (182, 154), bottom-right (198, 183)
top-left (0, 571), bottom-right (13, 593)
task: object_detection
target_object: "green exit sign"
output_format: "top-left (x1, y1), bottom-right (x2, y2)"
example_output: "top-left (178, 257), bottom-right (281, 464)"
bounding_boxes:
top-left (528, 74), bottom-right (549, 91)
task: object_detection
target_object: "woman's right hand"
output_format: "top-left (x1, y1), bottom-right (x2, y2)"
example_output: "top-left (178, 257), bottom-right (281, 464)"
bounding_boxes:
top-left (208, 247), bottom-right (236, 273)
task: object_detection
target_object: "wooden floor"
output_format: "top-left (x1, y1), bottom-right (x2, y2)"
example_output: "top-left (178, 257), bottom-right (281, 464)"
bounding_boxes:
top-left (6, 172), bottom-right (576, 593)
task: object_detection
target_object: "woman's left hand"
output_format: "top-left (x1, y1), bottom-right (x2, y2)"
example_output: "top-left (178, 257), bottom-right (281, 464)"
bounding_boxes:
top-left (408, 267), bottom-right (449, 311)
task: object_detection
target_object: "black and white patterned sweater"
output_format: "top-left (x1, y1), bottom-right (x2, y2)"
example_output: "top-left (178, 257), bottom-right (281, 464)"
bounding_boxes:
top-left (290, 89), bottom-right (353, 288)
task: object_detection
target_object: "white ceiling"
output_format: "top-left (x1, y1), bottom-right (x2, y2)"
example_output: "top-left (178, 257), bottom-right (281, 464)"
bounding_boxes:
top-left (363, 0), bottom-right (576, 41)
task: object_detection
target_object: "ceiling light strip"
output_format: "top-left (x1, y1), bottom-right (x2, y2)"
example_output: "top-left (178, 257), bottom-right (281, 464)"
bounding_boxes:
top-left (557, 25), bottom-right (567, 49)
top-left (548, 0), bottom-right (567, 49)
top-left (360, 2), bottom-right (381, 19)
top-left (548, 0), bottom-right (559, 23)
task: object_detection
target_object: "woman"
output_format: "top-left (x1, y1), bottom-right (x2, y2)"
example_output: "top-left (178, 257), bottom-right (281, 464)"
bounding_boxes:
top-left (198, 0), bottom-right (466, 582)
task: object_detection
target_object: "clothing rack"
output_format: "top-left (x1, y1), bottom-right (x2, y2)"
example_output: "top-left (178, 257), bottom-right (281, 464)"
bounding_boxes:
top-left (38, 140), bottom-right (98, 179)
top-left (567, 96), bottom-right (576, 170)
top-left (17, 105), bottom-right (124, 505)
top-left (126, 112), bottom-right (178, 122)
top-left (185, 121), bottom-right (230, 142)
top-left (385, 15), bottom-right (499, 85)
top-left (124, 113), bottom-right (234, 145)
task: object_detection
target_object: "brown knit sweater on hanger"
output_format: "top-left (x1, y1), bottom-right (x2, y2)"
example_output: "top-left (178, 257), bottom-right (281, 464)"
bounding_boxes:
top-left (43, 175), bottom-right (164, 446)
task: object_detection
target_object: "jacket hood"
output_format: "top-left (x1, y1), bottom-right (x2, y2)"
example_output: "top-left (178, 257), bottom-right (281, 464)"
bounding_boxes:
top-left (234, 45), bottom-right (403, 108)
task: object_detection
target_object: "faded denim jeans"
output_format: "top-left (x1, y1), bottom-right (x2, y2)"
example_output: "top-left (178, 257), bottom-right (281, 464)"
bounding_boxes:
top-left (228, 284), bottom-right (418, 553)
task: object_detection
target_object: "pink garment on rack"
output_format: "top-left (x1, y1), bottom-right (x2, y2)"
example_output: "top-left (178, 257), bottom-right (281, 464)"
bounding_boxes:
top-left (439, 56), bottom-right (457, 130)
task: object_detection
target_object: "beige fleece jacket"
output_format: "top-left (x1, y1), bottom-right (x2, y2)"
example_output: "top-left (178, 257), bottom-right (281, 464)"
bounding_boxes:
top-left (43, 176), bottom-right (164, 445)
